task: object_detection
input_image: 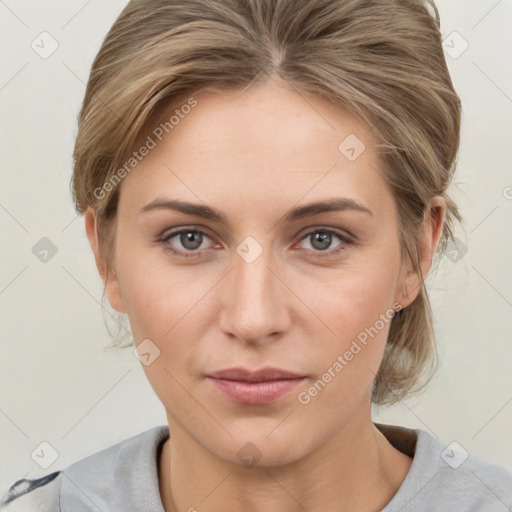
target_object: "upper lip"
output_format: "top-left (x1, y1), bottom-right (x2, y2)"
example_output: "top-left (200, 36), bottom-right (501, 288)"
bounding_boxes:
top-left (207, 367), bottom-right (306, 382)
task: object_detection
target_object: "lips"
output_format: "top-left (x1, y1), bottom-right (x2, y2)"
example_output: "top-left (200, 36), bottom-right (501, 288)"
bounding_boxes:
top-left (206, 367), bottom-right (307, 405)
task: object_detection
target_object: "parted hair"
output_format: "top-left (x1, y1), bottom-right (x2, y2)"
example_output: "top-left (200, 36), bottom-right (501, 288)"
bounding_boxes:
top-left (71, 0), bottom-right (462, 406)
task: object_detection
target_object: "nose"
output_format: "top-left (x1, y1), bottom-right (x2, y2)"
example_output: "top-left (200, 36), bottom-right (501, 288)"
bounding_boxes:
top-left (218, 242), bottom-right (292, 345)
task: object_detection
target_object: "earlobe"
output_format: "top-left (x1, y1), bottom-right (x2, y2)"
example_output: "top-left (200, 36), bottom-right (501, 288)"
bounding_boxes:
top-left (84, 207), bottom-right (127, 314)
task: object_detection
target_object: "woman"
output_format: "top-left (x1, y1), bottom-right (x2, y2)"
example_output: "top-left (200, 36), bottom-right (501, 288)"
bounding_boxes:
top-left (2, 0), bottom-right (511, 510)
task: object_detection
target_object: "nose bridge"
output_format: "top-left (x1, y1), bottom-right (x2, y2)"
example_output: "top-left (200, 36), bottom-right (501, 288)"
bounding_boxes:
top-left (218, 236), bottom-right (289, 342)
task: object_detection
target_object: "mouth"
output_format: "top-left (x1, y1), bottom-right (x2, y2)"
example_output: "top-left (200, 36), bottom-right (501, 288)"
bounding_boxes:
top-left (206, 367), bottom-right (308, 405)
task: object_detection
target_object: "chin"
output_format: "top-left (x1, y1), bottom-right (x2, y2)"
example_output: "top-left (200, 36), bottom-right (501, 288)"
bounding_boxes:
top-left (206, 424), bottom-right (310, 468)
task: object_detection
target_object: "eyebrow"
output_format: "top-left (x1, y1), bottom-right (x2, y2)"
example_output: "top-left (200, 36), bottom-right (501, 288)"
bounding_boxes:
top-left (139, 197), bottom-right (374, 224)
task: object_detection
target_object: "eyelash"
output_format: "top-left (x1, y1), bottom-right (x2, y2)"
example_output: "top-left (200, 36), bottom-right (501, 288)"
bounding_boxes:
top-left (158, 226), bottom-right (353, 260)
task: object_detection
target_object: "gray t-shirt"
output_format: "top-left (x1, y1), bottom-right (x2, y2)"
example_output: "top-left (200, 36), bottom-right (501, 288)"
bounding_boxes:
top-left (1, 423), bottom-right (511, 511)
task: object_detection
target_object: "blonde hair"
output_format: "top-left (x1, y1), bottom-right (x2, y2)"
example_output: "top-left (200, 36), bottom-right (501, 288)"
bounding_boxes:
top-left (72, 0), bottom-right (462, 406)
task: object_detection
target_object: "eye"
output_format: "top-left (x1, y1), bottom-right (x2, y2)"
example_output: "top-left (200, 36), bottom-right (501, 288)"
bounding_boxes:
top-left (296, 228), bottom-right (352, 257)
top-left (158, 227), bottom-right (214, 257)
top-left (157, 226), bottom-right (352, 260)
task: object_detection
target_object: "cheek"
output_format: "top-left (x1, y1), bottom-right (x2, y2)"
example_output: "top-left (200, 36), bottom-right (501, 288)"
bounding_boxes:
top-left (114, 224), bottom-right (202, 337)
top-left (298, 249), bottom-right (401, 343)
top-left (292, 250), bottom-right (401, 396)
top-left (115, 246), bottom-right (219, 392)
top-left (120, 267), bottom-right (209, 343)
top-left (118, 261), bottom-right (213, 413)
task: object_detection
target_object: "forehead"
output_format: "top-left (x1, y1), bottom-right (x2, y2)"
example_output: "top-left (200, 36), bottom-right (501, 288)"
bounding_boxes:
top-left (118, 79), bottom-right (393, 220)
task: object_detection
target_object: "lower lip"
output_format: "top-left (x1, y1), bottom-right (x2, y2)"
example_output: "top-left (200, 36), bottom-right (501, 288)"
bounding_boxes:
top-left (207, 377), bottom-right (307, 405)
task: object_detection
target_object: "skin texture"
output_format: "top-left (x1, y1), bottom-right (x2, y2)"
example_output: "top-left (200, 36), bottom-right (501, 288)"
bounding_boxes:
top-left (85, 78), bottom-right (445, 511)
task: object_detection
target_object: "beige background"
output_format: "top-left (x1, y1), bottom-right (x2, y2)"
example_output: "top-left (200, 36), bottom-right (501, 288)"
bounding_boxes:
top-left (1, 0), bottom-right (511, 491)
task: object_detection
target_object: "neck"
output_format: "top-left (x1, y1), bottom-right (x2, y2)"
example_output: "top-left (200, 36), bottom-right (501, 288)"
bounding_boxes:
top-left (158, 410), bottom-right (412, 512)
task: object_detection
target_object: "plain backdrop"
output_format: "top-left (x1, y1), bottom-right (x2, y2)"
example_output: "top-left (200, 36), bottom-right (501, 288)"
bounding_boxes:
top-left (1, 0), bottom-right (511, 492)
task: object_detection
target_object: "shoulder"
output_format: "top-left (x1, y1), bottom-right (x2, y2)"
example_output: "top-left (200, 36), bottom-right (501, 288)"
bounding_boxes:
top-left (0, 471), bottom-right (62, 512)
top-left (427, 440), bottom-right (512, 510)
top-left (1, 425), bottom-right (169, 512)
top-left (378, 423), bottom-right (512, 511)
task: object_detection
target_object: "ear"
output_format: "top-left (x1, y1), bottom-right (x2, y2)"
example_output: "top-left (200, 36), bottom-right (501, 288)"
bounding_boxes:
top-left (84, 207), bottom-right (127, 314)
top-left (396, 197), bottom-right (446, 308)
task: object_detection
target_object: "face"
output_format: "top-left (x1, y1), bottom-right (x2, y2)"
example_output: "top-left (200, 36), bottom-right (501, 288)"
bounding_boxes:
top-left (87, 78), bottom-right (429, 466)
